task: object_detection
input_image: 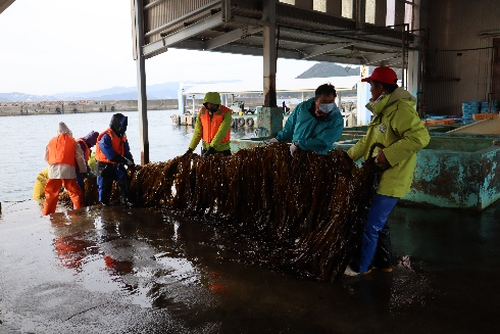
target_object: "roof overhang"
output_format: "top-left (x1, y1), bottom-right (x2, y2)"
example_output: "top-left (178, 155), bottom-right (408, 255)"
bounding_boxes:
top-left (0, 0), bottom-right (16, 15)
top-left (139, 0), bottom-right (413, 68)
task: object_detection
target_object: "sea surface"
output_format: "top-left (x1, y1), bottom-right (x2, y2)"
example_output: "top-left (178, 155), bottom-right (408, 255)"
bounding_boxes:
top-left (0, 109), bottom-right (253, 202)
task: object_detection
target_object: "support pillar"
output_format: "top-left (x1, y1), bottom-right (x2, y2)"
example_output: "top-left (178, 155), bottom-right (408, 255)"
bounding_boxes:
top-left (257, 0), bottom-right (282, 138)
top-left (135, 0), bottom-right (149, 164)
top-left (257, 107), bottom-right (283, 137)
top-left (357, 65), bottom-right (371, 126)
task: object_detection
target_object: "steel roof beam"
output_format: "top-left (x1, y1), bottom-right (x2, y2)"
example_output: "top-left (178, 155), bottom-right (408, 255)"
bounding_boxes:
top-left (278, 26), bottom-right (407, 51)
top-left (203, 25), bottom-right (263, 50)
top-left (301, 42), bottom-right (354, 59)
top-left (170, 39), bottom-right (401, 67)
top-left (364, 52), bottom-right (402, 65)
top-left (143, 13), bottom-right (224, 57)
top-left (274, 34), bottom-right (403, 59)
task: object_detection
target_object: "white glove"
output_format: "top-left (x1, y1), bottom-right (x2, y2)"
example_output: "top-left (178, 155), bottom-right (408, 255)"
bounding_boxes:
top-left (289, 142), bottom-right (298, 156)
top-left (268, 138), bottom-right (279, 143)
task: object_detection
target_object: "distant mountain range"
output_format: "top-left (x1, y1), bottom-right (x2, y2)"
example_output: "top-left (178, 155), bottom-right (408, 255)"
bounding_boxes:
top-left (0, 82), bottom-right (184, 103)
top-left (297, 63), bottom-right (360, 78)
top-left (0, 63), bottom-right (362, 103)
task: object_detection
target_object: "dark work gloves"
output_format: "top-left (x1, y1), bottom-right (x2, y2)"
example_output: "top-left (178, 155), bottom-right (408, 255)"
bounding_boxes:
top-left (202, 147), bottom-right (216, 158)
top-left (111, 154), bottom-right (134, 168)
top-left (112, 154), bottom-right (128, 164)
top-left (123, 156), bottom-right (135, 168)
top-left (183, 148), bottom-right (194, 158)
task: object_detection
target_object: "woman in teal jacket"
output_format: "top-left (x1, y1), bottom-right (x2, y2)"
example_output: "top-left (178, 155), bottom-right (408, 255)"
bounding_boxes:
top-left (271, 83), bottom-right (344, 155)
top-left (345, 66), bottom-right (430, 276)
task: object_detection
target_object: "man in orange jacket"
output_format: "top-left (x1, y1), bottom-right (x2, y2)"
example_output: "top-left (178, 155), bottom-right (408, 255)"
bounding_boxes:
top-left (95, 113), bottom-right (135, 206)
top-left (43, 122), bottom-right (87, 215)
top-left (184, 92), bottom-right (233, 158)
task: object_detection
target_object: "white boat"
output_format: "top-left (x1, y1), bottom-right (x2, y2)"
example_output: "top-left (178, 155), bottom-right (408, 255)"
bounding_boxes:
top-left (170, 105), bottom-right (290, 129)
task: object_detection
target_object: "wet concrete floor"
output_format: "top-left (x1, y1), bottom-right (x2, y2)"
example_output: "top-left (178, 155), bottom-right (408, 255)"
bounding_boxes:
top-left (0, 199), bottom-right (499, 334)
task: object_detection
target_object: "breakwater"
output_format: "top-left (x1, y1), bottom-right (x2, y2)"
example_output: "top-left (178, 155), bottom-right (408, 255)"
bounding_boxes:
top-left (0, 99), bottom-right (178, 116)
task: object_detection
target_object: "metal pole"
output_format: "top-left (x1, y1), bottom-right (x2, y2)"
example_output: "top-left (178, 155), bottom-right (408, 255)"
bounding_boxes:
top-left (402, 23), bottom-right (407, 89)
top-left (135, 0), bottom-right (149, 164)
top-left (262, 0), bottom-right (277, 107)
top-left (356, 0), bottom-right (366, 30)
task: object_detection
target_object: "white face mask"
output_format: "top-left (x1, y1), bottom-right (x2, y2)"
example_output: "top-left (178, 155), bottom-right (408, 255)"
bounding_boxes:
top-left (368, 94), bottom-right (387, 108)
top-left (318, 103), bottom-right (336, 113)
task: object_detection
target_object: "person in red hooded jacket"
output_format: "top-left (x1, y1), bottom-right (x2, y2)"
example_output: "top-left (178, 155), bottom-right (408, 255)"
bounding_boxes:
top-left (43, 122), bottom-right (87, 215)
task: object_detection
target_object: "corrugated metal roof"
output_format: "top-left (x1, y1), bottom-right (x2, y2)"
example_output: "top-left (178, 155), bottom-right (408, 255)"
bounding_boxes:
top-left (140, 0), bottom-right (412, 68)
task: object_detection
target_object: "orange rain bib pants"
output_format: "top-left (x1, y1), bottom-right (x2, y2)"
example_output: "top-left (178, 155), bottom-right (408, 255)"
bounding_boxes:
top-left (43, 179), bottom-right (83, 215)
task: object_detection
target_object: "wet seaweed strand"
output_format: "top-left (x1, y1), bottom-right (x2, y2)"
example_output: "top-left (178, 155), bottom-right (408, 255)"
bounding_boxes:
top-left (75, 143), bottom-right (378, 281)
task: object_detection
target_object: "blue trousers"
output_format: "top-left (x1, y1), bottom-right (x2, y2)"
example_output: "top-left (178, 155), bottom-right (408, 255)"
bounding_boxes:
top-left (359, 194), bottom-right (399, 273)
top-left (96, 162), bottom-right (129, 205)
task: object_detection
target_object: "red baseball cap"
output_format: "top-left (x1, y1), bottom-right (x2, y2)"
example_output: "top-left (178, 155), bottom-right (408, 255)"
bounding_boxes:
top-left (361, 66), bottom-right (398, 85)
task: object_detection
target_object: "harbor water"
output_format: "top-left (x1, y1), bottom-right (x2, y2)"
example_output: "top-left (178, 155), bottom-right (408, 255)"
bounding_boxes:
top-left (0, 109), bottom-right (254, 202)
top-left (1, 110), bottom-right (500, 333)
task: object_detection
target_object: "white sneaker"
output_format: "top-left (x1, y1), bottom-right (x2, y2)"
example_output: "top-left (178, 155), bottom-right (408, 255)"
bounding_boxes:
top-left (343, 265), bottom-right (360, 277)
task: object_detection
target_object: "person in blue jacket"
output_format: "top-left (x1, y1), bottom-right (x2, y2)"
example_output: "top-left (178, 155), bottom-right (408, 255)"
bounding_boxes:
top-left (95, 113), bottom-right (135, 206)
top-left (269, 83), bottom-right (344, 155)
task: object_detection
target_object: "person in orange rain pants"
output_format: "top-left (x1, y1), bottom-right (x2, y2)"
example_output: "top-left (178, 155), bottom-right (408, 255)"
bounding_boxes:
top-left (43, 122), bottom-right (87, 215)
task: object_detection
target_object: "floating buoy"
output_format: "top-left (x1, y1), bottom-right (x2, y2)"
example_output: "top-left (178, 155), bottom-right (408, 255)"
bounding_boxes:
top-left (237, 117), bottom-right (246, 127)
top-left (246, 117), bottom-right (255, 127)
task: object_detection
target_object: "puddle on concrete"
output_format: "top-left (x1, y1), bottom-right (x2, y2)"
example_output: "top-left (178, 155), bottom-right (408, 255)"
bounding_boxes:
top-left (1, 200), bottom-right (500, 333)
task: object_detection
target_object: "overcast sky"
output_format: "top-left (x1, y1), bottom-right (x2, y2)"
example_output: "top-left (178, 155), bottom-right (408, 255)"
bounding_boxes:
top-left (0, 0), bottom-right (317, 95)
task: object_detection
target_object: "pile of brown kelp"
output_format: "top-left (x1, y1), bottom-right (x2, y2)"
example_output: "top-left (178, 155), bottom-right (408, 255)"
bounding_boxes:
top-left (76, 143), bottom-right (379, 281)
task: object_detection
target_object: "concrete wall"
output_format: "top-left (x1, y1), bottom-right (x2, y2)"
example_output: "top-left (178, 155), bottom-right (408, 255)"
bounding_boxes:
top-left (232, 132), bottom-right (500, 210)
top-left (421, 0), bottom-right (500, 116)
top-left (409, 134), bottom-right (500, 210)
top-left (0, 99), bottom-right (178, 116)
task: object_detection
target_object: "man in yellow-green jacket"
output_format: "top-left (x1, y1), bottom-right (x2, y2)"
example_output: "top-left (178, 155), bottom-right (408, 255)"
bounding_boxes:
top-left (344, 66), bottom-right (430, 276)
top-left (184, 92), bottom-right (233, 158)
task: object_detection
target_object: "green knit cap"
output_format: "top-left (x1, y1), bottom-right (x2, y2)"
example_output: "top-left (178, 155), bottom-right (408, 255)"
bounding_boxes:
top-left (203, 92), bottom-right (221, 105)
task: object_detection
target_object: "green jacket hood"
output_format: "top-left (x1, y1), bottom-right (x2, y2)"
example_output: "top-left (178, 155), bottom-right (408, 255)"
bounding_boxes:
top-left (368, 87), bottom-right (416, 116)
top-left (203, 92), bottom-right (221, 105)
